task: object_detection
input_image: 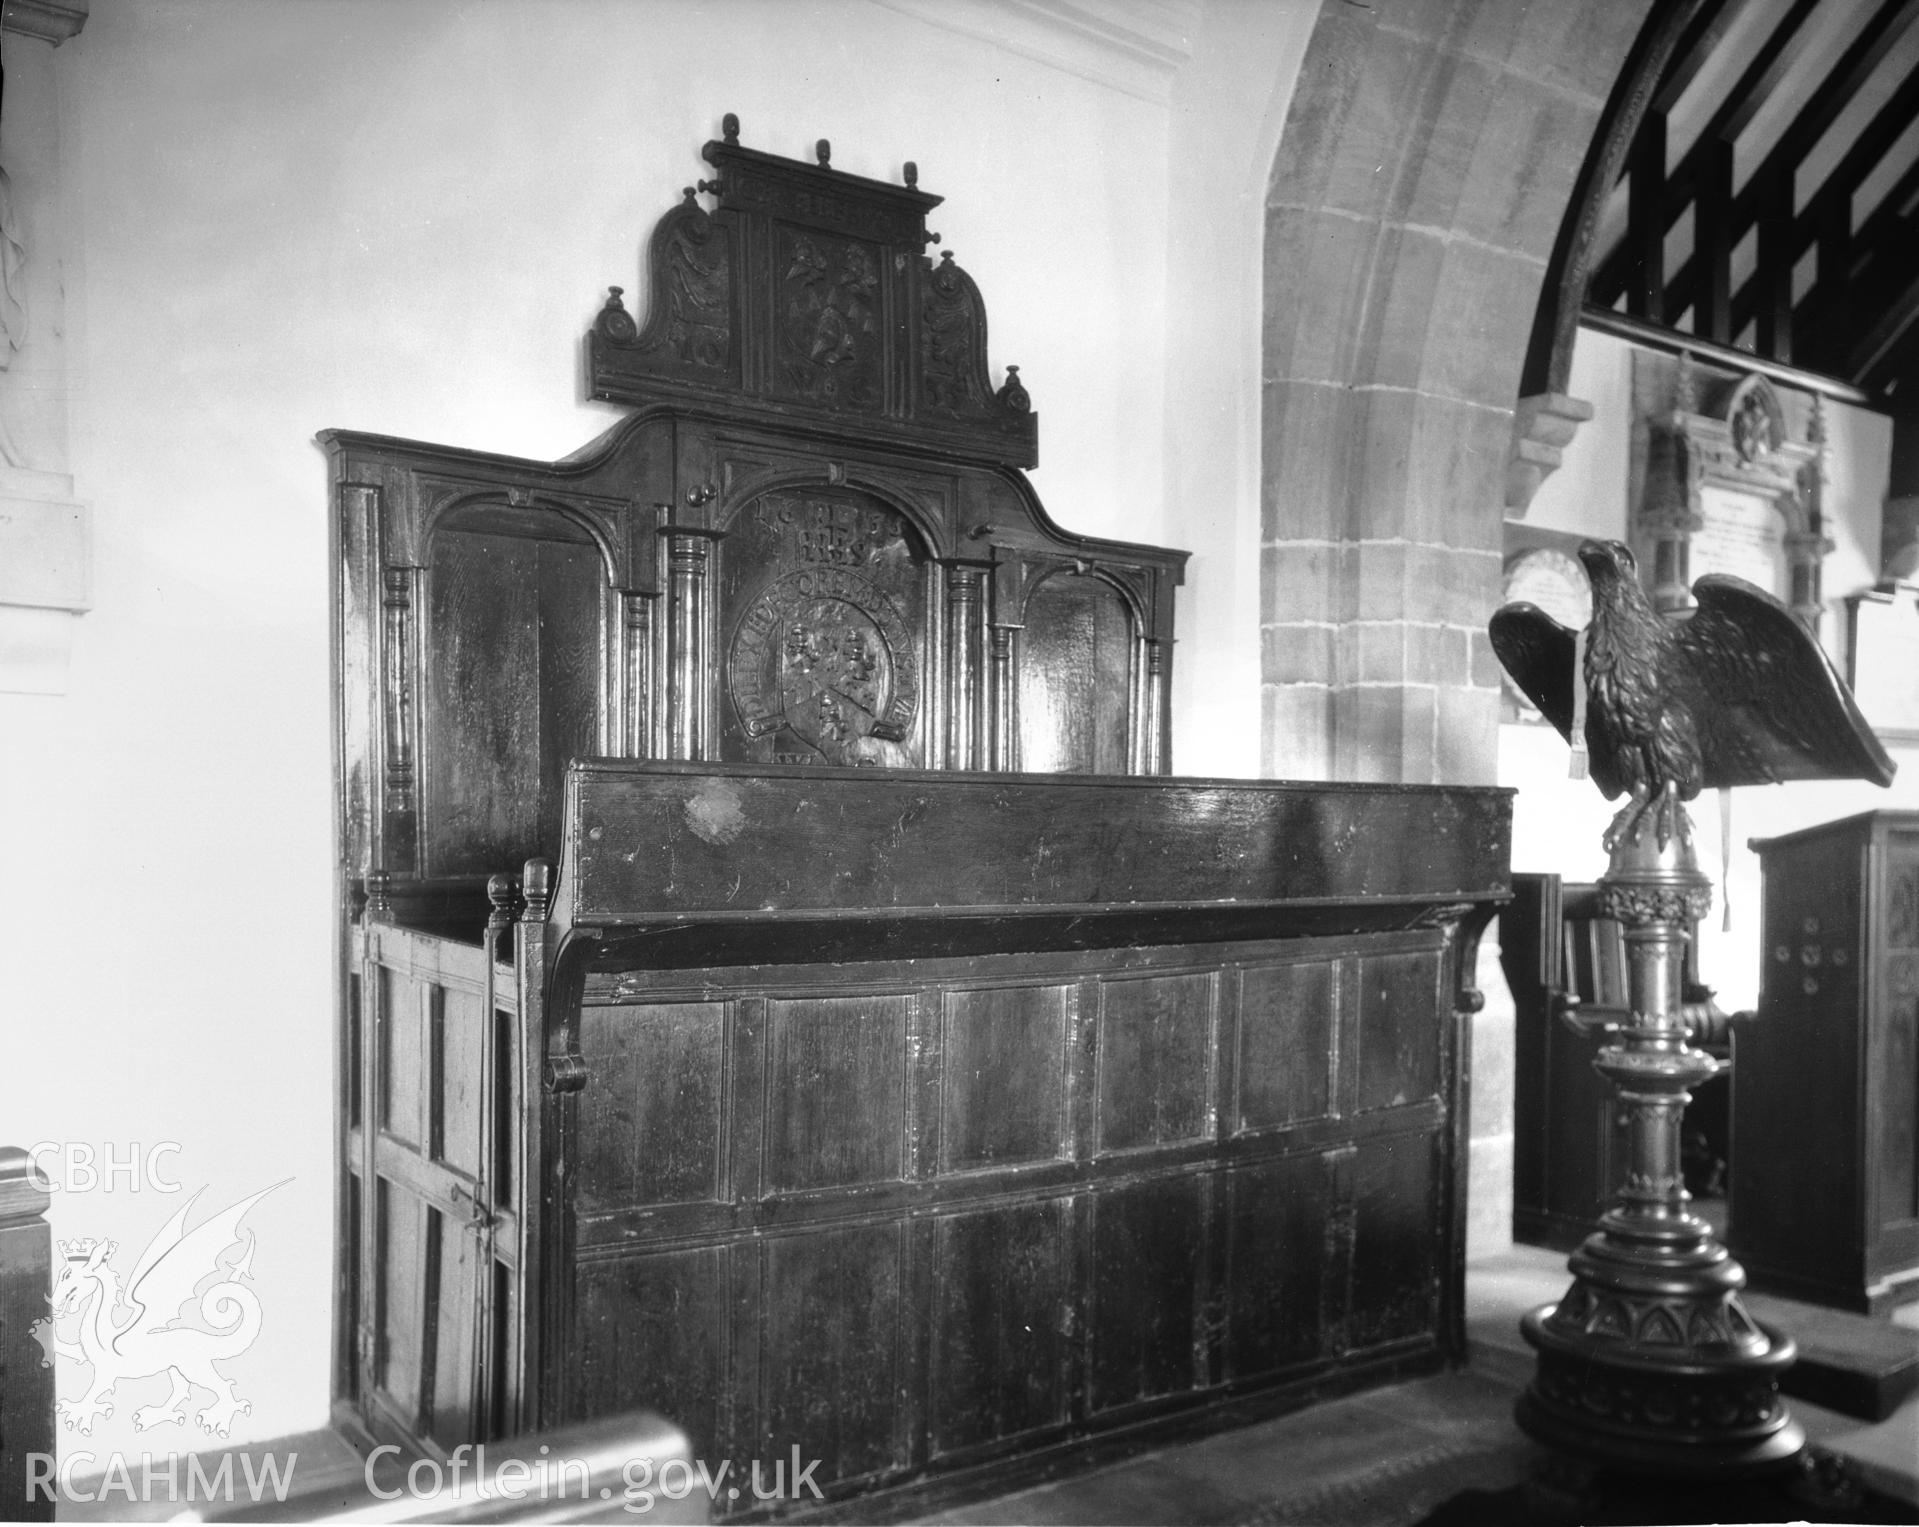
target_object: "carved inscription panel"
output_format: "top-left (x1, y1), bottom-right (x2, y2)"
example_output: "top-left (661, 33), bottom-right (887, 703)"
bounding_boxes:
top-left (721, 488), bottom-right (926, 767)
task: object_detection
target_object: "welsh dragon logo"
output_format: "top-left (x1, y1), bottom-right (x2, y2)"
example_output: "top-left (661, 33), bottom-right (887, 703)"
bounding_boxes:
top-left (30, 1182), bottom-right (281, 1437)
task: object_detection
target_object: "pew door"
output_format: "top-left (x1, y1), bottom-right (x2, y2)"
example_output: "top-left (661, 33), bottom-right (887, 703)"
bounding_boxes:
top-left (354, 922), bottom-right (520, 1453)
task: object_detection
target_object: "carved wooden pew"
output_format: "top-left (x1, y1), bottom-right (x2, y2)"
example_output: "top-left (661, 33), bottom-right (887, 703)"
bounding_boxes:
top-left (327, 120), bottom-right (1514, 1515)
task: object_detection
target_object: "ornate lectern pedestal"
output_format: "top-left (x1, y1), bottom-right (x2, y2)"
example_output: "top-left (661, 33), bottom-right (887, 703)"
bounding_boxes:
top-left (1491, 536), bottom-right (1898, 1488)
top-left (1515, 810), bottom-right (1805, 1478)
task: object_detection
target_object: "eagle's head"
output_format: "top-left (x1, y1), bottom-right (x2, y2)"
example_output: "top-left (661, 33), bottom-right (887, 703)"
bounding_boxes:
top-left (1577, 539), bottom-right (1636, 588)
top-left (1577, 539), bottom-right (1652, 616)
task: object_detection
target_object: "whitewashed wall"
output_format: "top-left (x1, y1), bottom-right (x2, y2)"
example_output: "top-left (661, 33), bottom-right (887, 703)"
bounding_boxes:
top-left (0, 0), bottom-right (1313, 1457)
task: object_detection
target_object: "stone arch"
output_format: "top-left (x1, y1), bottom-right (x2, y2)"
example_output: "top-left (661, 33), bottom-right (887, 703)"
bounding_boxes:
top-left (1261, 1), bottom-right (1655, 784)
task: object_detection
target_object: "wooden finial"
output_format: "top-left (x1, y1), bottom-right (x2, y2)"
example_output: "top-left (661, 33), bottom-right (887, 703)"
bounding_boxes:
top-left (722, 112), bottom-right (740, 144)
top-left (817, 138), bottom-right (832, 168)
top-left (595, 286), bottom-right (637, 343)
top-left (997, 364), bottom-right (1031, 415)
top-left (487, 873), bottom-right (514, 930)
top-left (522, 858), bottom-right (552, 922)
top-left (903, 161), bottom-right (918, 188)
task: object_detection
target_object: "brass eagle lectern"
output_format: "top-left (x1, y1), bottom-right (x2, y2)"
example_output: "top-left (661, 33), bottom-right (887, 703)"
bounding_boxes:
top-left (1491, 538), bottom-right (1896, 1478)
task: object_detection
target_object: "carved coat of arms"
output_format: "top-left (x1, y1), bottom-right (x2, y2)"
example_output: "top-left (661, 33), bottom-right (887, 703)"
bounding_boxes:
top-left (728, 565), bottom-right (918, 766)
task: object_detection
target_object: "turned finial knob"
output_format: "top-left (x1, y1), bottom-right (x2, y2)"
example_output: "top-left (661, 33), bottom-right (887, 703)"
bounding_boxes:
top-left (998, 364), bottom-right (1031, 415)
top-left (722, 112), bottom-right (739, 144)
top-left (487, 873), bottom-right (514, 925)
top-left (903, 161), bottom-right (918, 188)
top-left (522, 858), bottom-right (552, 921)
top-left (816, 138), bottom-right (831, 167)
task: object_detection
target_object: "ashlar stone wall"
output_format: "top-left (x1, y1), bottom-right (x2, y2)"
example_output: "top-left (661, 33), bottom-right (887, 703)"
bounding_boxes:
top-left (1262, 0), bottom-right (1655, 786)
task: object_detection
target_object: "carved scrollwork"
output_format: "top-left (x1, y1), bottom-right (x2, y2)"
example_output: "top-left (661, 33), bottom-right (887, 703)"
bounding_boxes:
top-left (618, 192), bottom-right (732, 377)
top-left (921, 251), bottom-right (988, 418)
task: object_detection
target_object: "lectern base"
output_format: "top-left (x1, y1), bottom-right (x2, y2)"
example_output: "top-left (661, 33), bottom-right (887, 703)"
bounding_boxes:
top-left (1517, 1303), bottom-right (1807, 1479)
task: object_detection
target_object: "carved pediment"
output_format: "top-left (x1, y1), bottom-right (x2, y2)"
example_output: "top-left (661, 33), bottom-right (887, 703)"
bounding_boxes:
top-left (589, 114), bottom-right (1039, 469)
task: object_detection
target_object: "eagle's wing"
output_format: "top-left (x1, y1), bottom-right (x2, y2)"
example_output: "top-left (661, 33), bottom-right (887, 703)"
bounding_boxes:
top-left (1488, 601), bottom-right (1627, 799)
top-left (1676, 575), bottom-right (1896, 789)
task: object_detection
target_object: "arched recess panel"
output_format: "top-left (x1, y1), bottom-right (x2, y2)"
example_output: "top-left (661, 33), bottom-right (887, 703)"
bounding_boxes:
top-left (718, 486), bottom-right (931, 768)
top-left (1018, 571), bottom-right (1133, 774)
top-left (422, 505), bottom-right (606, 877)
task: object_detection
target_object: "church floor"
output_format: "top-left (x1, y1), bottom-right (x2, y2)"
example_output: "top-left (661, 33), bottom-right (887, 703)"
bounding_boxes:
top-left (920, 1243), bottom-right (1919, 1527)
top-left (53, 1244), bottom-right (1919, 1523)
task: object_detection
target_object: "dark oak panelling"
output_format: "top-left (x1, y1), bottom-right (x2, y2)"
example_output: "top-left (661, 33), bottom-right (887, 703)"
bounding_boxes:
top-left (1096, 973), bottom-right (1217, 1154)
top-left (1236, 961), bottom-right (1338, 1130)
top-left (573, 1247), bottom-right (729, 1456)
top-left (577, 1002), bottom-right (727, 1211)
top-left (423, 526), bottom-right (601, 878)
top-left (1018, 573), bottom-right (1133, 774)
top-left (766, 995), bottom-right (911, 1193)
top-left (760, 1223), bottom-right (904, 1487)
top-left (546, 925), bottom-right (1489, 1503)
top-left (1356, 952), bottom-right (1443, 1113)
top-left (1089, 1175), bottom-right (1207, 1413)
top-left (938, 985), bottom-right (1071, 1173)
top-left (1349, 1135), bottom-right (1440, 1352)
top-left (1224, 1152), bottom-right (1334, 1380)
top-left (929, 1200), bottom-right (1074, 1456)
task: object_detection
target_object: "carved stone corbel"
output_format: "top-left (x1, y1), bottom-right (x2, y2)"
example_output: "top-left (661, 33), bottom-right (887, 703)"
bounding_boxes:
top-left (1505, 393), bottom-right (1595, 515)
